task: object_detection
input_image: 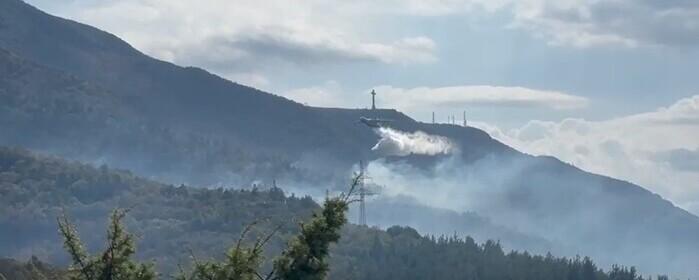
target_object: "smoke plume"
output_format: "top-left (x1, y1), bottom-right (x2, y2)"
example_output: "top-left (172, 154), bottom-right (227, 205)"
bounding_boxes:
top-left (371, 127), bottom-right (456, 156)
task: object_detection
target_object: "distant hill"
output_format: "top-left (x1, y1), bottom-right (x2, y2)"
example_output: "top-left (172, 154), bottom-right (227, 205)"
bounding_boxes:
top-left (0, 145), bottom-right (316, 273)
top-left (1, 0), bottom-right (698, 277)
top-left (0, 147), bottom-right (665, 280)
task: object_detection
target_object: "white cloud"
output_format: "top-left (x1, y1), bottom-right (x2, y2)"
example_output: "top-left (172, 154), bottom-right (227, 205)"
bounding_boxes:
top-left (283, 81), bottom-right (349, 108)
top-left (27, 0), bottom-right (699, 86)
top-left (374, 85), bottom-right (588, 111)
top-left (28, 0), bottom-right (437, 81)
top-left (471, 95), bottom-right (699, 214)
top-left (386, 0), bottom-right (699, 48)
top-left (282, 83), bottom-right (587, 115)
top-left (504, 0), bottom-right (699, 48)
top-left (404, 0), bottom-right (699, 48)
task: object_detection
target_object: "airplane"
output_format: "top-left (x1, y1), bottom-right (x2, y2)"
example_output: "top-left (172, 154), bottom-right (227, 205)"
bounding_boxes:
top-left (359, 116), bottom-right (392, 128)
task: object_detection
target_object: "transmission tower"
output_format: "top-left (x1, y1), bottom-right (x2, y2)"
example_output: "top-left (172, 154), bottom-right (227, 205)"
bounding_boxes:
top-left (357, 160), bottom-right (378, 226)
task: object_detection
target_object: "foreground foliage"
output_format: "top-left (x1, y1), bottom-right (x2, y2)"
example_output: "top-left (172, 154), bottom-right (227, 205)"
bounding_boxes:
top-left (58, 210), bottom-right (156, 280)
top-left (60, 177), bottom-right (358, 280)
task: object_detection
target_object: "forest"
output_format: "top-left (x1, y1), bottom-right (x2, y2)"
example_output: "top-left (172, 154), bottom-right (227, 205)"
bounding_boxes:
top-left (0, 147), bottom-right (674, 279)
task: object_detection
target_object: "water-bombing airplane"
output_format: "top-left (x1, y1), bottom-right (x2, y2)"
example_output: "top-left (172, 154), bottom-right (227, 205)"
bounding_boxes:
top-left (359, 116), bottom-right (392, 128)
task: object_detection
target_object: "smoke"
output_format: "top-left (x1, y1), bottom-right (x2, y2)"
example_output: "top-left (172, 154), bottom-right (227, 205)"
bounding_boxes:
top-left (359, 152), bottom-right (699, 278)
top-left (365, 156), bottom-right (519, 217)
top-left (371, 127), bottom-right (456, 156)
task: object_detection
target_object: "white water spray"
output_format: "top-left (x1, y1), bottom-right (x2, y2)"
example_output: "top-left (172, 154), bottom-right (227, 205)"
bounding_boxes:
top-left (371, 127), bottom-right (456, 156)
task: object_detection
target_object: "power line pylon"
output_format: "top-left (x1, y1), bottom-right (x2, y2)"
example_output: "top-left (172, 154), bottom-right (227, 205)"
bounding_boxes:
top-left (358, 160), bottom-right (378, 226)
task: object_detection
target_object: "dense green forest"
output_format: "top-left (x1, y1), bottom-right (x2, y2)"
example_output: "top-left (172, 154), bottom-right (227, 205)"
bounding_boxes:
top-left (0, 146), bottom-right (315, 273)
top-left (0, 147), bottom-right (676, 279)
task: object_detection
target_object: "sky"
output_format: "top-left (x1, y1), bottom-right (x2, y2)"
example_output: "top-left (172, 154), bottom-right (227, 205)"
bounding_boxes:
top-left (26, 0), bottom-right (699, 213)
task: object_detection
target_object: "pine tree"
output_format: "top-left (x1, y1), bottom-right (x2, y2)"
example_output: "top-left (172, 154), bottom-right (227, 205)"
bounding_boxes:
top-left (179, 174), bottom-right (360, 280)
top-left (176, 222), bottom-right (277, 280)
top-left (57, 209), bottom-right (156, 280)
top-left (271, 195), bottom-right (351, 280)
top-left (581, 256), bottom-right (597, 280)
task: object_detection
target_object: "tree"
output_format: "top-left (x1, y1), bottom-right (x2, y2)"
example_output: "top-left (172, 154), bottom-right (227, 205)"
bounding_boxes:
top-left (179, 174), bottom-right (360, 280)
top-left (581, 256), bottom-right (597, 280)
top-left (272, 193), bottom-right (351, 280)
top-left (176, 222), bottom-right (276, 280)
top-left (57, 209), bottom-right (156, 280)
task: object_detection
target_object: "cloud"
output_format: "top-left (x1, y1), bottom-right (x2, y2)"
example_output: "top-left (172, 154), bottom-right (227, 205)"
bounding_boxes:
top-left (506, 0), bottom-right (699, 48)
top-left (374, 85), bottom-right (588, 111)
top-left (283, 81), bottom-right (348, 107)
top-left (471, 95), bottom-right (699, 213)
top-left (184, 32), bottom-right (437, 68)
top-left (282, 83), bottom-right (587, 116)
top-left (379, 0), bottom-right (699, 48)
top-left (27, 0), bottom-right (699, 85)
top-left (383, 0), bottom-right (699, 48)
top-left (654, 148), bottom-right (699, 172)
top-left (27, 0), bottom-right (437, 82)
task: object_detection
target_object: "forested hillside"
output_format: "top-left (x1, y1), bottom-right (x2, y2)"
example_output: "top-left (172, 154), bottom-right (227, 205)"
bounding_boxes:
top-left (0, 146), bottom-right (315, 273)
top-left (0, 147), bottom-right (671, 280)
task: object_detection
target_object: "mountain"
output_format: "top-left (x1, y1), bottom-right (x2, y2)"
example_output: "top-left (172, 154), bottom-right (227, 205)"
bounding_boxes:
top-left (1, 0), bottom-right (698, 277)
top-left (0, 0), bottom-right (502, 186)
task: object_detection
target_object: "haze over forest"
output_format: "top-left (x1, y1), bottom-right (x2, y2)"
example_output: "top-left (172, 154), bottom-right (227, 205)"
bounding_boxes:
top-left (1, 0), bottom-right (698, 279)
